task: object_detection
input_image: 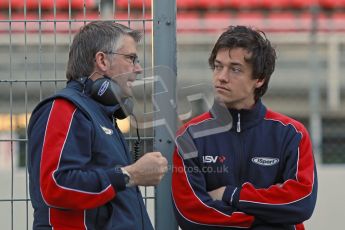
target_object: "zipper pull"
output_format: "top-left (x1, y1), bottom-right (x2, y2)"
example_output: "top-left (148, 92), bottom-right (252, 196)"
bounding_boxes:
top-left (237, 113), bottom-right (241, 133)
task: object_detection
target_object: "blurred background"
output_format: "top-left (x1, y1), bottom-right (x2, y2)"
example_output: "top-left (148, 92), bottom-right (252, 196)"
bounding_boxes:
top-left (0, 0), bottom-right (344, 229)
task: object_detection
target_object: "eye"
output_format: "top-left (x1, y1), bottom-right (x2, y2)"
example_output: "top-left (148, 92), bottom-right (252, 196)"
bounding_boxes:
top-left (128, 55), bottom-right (139, 64)
top-left (214, 64), bottom-right (223, 71)
top-left (231, 67), bottom-right (241, 73)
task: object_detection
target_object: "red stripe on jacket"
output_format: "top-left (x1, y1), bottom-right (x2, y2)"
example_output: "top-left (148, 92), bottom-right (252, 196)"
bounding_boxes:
top-left (239, 109), bottom-right (315, 205)
top-left (295, 223), bottom-right (305, 230)
top-left (50, 208), bottom-right (86, 230)
top-left (40, 99), bottom-right (115, 209)
top-left (176, 112), bottom-right (212, 137)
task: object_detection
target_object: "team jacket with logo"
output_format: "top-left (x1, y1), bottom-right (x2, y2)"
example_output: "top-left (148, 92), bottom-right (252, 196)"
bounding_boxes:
top-left (172, 100), bottom-right (317, 230)
top-left (28, 80), bottom-right (153, 230)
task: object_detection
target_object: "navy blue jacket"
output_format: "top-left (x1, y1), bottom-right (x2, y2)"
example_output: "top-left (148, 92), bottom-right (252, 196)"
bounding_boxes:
top-left (28, 80), bottom-right (153, 230)
top-left (172, 100), bottom-right (317, 230)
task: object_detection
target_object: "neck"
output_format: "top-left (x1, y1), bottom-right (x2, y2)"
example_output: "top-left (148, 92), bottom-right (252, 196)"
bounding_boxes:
top-left (89, 71), bottom-right (104, 81)
top-left (226, 99), bottom-right (256, 110)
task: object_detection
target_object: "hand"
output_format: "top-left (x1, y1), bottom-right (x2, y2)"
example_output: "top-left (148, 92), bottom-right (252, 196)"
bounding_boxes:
top-left (208, 186), bottom-right (226, 201)
top-left (123, 152), bottom-right (168, 186)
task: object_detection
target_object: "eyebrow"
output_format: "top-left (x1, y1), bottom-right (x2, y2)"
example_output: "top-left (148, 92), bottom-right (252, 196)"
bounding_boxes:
top-left (128, 52), bottom-right (138, 56)
top-left (214, 59), bottom-right (243, 67)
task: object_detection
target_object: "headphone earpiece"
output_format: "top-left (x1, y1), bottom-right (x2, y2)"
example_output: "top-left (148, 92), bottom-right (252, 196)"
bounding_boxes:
top-left (114, 98), bottom-right (134, 120)
top-left (89, 77), bottom-right (133, 119)
top-left (90, 77), bottom-right (122, 106)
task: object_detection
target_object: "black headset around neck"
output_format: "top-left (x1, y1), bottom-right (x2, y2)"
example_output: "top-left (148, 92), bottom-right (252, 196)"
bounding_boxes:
top-left (79, 75), bottom-right (134, 120)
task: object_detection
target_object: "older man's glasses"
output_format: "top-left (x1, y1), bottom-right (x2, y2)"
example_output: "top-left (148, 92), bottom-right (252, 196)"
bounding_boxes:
top-left (104, 51), bottom-right (139, 65)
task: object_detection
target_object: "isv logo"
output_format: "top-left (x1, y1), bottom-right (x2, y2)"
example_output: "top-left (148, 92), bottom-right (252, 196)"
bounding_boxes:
top-left (252, 157), bottom-right (279, 166)
top-left (202, 155), bottom-right (226, 163)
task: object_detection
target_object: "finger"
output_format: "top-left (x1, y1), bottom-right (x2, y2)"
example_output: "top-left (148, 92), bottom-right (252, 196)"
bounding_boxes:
top-left (148, 151), bottom-right (162, 157)
top-left (159, 166), bottom-right (168, 174)
top-left (161, 157), bottom-right (168, 166)
top-left (158, 157), bottom-right (168, 166)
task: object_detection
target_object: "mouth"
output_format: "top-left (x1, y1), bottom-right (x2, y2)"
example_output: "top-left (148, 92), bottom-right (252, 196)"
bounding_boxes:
top-left (215, 86), bottom-right (229, 92)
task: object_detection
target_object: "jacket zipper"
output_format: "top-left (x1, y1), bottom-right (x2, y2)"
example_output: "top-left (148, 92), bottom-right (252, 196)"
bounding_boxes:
top-left (238, 132), bottom-right (245, 185)
top-left (237, 113), bottom-right (241, 133)
top-left (113, 120), bottom-right (132, 163)
top-left (236, 112), bottom-right (245, 185)
top-left (114, 119), bottom-right (144, 230)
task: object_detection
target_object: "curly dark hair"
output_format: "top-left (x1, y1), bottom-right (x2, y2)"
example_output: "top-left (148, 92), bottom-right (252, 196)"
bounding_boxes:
top-left (208, 25), bottom-right (277, 99)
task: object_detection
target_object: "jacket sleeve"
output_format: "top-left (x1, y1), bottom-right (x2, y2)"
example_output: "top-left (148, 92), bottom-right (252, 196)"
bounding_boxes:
top-left (222, 124), bottom-right (318, 224)
top-left (172, 128), bottom-right (255, 229)
top-left (35, 99), bottom-right (126, 210)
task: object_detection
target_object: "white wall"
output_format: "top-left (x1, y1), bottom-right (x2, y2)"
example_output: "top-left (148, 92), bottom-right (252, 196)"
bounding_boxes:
top-left (305, 165), bottom-right (345, 229)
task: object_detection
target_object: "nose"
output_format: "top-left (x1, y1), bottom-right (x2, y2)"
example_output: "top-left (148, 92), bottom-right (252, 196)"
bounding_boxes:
top-left (134, 62), bottom-right (143, 74)
top-left (216, 69), bottom-right (229, 83)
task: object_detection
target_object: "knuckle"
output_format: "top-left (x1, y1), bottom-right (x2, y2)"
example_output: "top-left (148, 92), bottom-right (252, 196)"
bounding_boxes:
top-left (154, 151), bottom-right (162, 156)
top-left (161, 157), bottom-right (167, 163)
top-left (160, 158), bottom-right (168, 165)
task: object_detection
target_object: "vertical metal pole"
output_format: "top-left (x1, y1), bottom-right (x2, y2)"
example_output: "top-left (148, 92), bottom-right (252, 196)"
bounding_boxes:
top-left (309, 4), bottom-right (322, 162)
top-left (327, 35), bottom-right (340, 111)
top-left (24, 1), bottom-right (29, 229)
top-left (153, 0), bottom-right (178, 229)
top-left (8, 0), bottom-right (14, 228)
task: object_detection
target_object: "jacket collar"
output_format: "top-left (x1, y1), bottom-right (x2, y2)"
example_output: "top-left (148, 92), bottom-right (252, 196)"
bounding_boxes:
top-left (66, 80), bottom-right (121, 119)
top-left (228, 99), bottom-right (266, 132)
top-left (210, 99), bottom-right (266, 132)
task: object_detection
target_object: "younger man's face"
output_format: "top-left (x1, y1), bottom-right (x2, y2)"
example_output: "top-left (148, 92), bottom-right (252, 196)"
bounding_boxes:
top-left (212, 47), bottom-right (264, 110)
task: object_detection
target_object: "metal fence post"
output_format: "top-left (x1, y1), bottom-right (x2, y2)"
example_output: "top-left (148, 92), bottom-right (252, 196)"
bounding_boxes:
top-left (153, 0), bottom-right (178, 229)
top-left (309, 4), bottom-right (322, 162)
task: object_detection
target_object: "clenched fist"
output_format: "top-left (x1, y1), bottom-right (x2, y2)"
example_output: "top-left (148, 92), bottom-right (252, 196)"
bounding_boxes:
top-left (122, 152), bottom-right (168, 186)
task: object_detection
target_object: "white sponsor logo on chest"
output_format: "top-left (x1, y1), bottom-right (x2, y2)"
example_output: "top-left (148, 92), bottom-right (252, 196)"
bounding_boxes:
top-left (202, 155), bottom-right (226, 164)
top-left (101, 125), bottom-right (113, 135)
top-left (251, 157), bottom-right (279, 166)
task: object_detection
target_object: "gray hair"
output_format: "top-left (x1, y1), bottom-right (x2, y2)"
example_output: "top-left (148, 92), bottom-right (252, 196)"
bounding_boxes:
top-left (66, 21), bottom-right (142, 81)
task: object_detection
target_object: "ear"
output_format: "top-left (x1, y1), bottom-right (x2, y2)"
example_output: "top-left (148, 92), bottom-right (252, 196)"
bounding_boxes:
top-left (255, 78), bottom-right (265, 89)
top-left (94, 51), bottom-right (110, 72)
